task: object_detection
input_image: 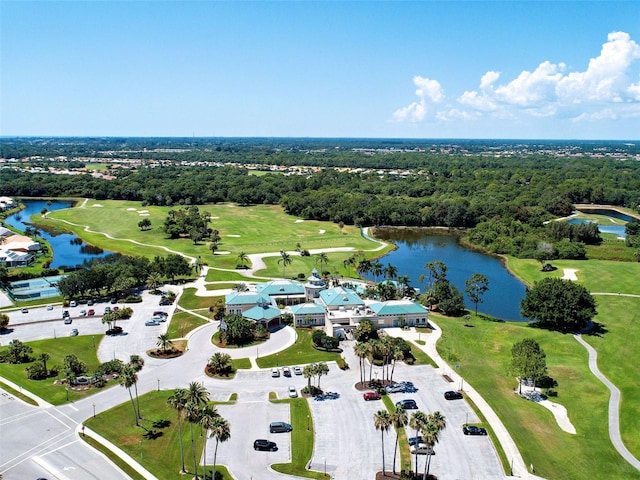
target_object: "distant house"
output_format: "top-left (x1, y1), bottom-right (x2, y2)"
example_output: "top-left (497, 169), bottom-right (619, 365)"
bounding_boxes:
top-left (0, 196), bottom-right (17, 211)
top-left (287, 303), bottom-right (327, 327)
top-left (1, 234), bottom-right (42, 253)
top-left (0, 248), bottom-right (34, 267)
top-left (224, 291), bottom-right (274, 316)
top-left (367, 299), bottom-right (429, 328)
top-left (242, 304), bottom-right (282, 329)
top-left (0, 226), bottom-right (14, 238)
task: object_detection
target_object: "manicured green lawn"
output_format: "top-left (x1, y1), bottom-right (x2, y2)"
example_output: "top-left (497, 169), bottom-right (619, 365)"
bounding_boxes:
top-left (86, 390), bottom-right (233, 480)
top-left (0, 335), bottom-right (107, 405)
top-left (256, 329), bottom-right (343, 368)
top-left (178, 288), bottom-right (218, 310)
top-left (435, 313), bottom-right (640, 480)
top-left (37, 200), bottom-right (377, 270)
top-left (166, 311), bottom-right (209, 339)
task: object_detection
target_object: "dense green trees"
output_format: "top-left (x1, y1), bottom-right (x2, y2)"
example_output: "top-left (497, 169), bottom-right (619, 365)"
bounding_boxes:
top-left (510, 338), bottom-right (548, 393)
top-left (520, 278), bottom-right (597, 332)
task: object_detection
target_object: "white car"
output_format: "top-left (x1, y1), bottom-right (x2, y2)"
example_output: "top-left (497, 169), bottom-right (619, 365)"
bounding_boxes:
top-left (410, 443), bottom-right (434, 455)
top-left (288, 386), bottom-right (298, 398)
top-left (293, 366), bottom-right (303, 375)
top-left (271, 368), bottom-right (280, 377)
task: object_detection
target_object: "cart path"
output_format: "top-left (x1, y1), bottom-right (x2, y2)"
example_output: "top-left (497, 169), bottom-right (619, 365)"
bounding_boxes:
top-left (574, 335), bottom-right (640, 471)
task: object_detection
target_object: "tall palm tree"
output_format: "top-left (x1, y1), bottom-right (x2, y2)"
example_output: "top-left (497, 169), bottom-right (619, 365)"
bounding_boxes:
top-left (278, 250), bottom-right (292, 277)
top-left (397, 274), bottom-right (410, 296)
top-left (199, 404), bottom-right (219, 480)
top-left (186, 382), bottom-right (210, 479)
top-left (129, 355), bottom-right (144, 419)
top-left (374, 410), bottom-right (391, 476)
top-left (184, 401), bottom-right (201, 478)
top-left (356, 259), bottom-right (372, 279)
top-left (167, 389), bottom-right (189, 473)
top-left (119, 365), bottom-right (139, 427)
top-left (146, 272), bottom-right (163, 291)
top-left (353, 342), bottom-right (369, 385)
top-left (316, 362), bottom-right (329, 389)
top-left (211, 416), bottom-right (231, 478)
top-left (390, 406), bottom-right (408, 475)
top-left (315, 252), bottom-right (329, 272)
top-left (422, 412), bottom-right (446, 480)
top-left (390, 346), bottom-right (404, 383)
top-left (409, 411), bottom-right (428, 475)
top-left (303, 364), bottom-right (315, 392)
top-left (343, 255), bottom-right (356, 278)
top-left (371, 260), bottom-right (383, 282)
top-left (157, 333), bottom-right (174, 354)
top-left (384, 263), bottom-right (398, 281)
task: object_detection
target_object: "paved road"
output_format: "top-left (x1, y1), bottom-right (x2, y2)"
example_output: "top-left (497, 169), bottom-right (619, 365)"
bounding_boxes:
top-left (574, 335), bottom-right (640, 471)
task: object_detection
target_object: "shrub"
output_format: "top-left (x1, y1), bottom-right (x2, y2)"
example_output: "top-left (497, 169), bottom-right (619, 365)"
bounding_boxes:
top-left (123, 295), bottom-right (143, 303)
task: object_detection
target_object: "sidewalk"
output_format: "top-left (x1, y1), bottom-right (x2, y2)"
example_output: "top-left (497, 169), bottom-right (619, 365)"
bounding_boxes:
top-left (387, 324), bottom-right (546, 480)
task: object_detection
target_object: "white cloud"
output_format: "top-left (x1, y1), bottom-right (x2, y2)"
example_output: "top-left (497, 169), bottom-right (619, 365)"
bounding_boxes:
top-left (392, 76), bottom-right (443, 122)
top-left (392, 31), bottom-right (640, 128)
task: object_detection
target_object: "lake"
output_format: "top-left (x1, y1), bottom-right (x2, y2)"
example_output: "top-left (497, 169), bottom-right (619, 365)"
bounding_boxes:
top-left (368, 228), bottom-right (527, 321)
top-left (5, 199), bottom-right (116, 269)
top-left (567, 218), bottom-right (626, 237)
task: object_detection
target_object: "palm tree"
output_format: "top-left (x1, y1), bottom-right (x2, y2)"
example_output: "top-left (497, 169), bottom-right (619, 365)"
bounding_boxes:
top-left (186, 382), bottom-right (210, 479)
top-left (119, 365), bottom-right (139, 427)
top-left (39, 352), bottom-right (50, 378)
top-left (390, 346), bottom-right (404, 383)
top-left (237, 251), bottom-right (249, 268)
top-left (199, 404), bottom-right (219, 480)
top-left (343, 255), bottom-right (356, 278)
top-left (167, 389), bottom-right (189, 473)
top-left (422, 412), bottom-right (446, 480)
top-left (207, 352), bottom-right (232, 376)
top-left (353, 342), bottom-right (369, 385)
top-left (146, 272), bottom-right (163, 291)
top-left (303, 364), bottom-right (315, 393)
top-left (129, 355), bottom-right (145, 419)
top-left (384, 263), bottom-right (398, 281)
top-left (157, 333), bottom-right (174, 354)
top-left (390, 406), bottom-right (408, 474)
top-left (374, 410), bottom-right (391, 476)
top-left (371, 260), bottom-right (383, 282)
top-left (210, 416), bottom-right (231, 479)
top-left (356, 259), bottom-right (372, 279)
top-left (409, 411), bottom-right (428, 474)
top-left (185, 401), bottom-right (201, 478)
top-left (315, 252), bottom-right (329, 272)
top-left (278, 250), bottom-right (292, 277)
top-left (316, 362), bottom-right (329, 389)
top-left (397, 274), bottom-right (410, 296)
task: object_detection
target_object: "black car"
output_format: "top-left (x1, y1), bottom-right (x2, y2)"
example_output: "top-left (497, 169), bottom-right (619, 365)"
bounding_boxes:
top-left (407, 436), bottom-right (423, 446)
top-left (159, 298), bottom-right (173, 306)
top-left (463, 425), bottom-right (488, 436)
top-left (396, 399), bottom-right (418, 410)
top-left (253, 439), bottom-right (278, 451)
top-left (444, 390), bottom-right (463, 400)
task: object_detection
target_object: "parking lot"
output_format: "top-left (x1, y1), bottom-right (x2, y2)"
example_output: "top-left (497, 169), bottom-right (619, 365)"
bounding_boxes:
top-left (205, 346), bottom-right (506, 480)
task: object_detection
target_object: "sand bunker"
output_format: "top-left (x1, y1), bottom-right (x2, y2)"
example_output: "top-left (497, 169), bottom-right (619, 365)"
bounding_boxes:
top-left (126, 207), bottom-right (137, 211)
top-left (319, 230), bottom-right (326, 234)
top-left (227, 234), bottom-right (241, 237)
top-left (138, 210), bottom-right (149, 214)
top-left (92, 204), bottom-right (104, 207)
top-left (562, 269), bottom-right (578, 281)
top-left (139, 213), bottom-right (150, 216)
top-left (209, 216), bottom-right (220, 220)
top-left (295, 219), bottom-right (304, 223)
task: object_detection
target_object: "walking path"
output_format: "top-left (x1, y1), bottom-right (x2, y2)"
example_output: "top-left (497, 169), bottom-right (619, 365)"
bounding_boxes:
top-left (574, 335), bottom-right (640, 471)
top-left (388, 324), bottom-right (546, 480)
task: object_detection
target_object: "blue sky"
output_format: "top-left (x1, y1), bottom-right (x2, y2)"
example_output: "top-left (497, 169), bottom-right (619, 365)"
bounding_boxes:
top-left (2, 1), bottom-right (639, 139)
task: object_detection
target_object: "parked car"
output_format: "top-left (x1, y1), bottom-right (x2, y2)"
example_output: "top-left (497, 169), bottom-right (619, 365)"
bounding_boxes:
top-left (293, 366), bottom-right (302, 375)
top-left (87, 309), bottom-right (95, 316)
top-left (463, 425), bottom-right (488, 436)
top-left (70, 301), bottom-right (77, 307)
top-left (395, 399), bottom-right (418, 409)
top-left (112, 306), bottom-right (119, 311)
top-left (145, 320), bottom-right (160, 326)
top-left (385, 383), bottom-right (405, 394)
top-left (408, 436), bottom-right (423, 446)
top-left (104, 307), bottom-right (111, 314)
top-left (64, 317), bottom-right (72, 325)
top-left (445, 390), bottom-right (464, 400)
top-left (47, 305), bottom-right (53, 310)
top-left (87, 299), bottom-right (94, 306)
top-left (70, 329), bottom-right (79, 336)
top-left (62, 310), bottom-right (70, 318)
top-left (21, 308), bottom-right (28, 313)
top-left (79, 310), bottom-right (87, 316)
top-left (253, 439), bottom-right (277, 451)
top-left (159, 298), bottom-right (173, 306)
top-left (288, 386), bottom-right (298, 398)
top-left (363, 391), bottom-right (381, 401)
top-left (110, 298), bottom-right (117, 304)
top-left (269, 422), bottom-right (292, 433)
top-left (106, 326), bottom-right (123, 336)
top-left (271, 368), bottom-right (280, 377)
top-left (153, 315), bottom-right (167, 322)
top-left (410, 443), bottom-right (435, 455)
top-left (153, 311), bottom-right (168, 318)
top-left (282, 367), bottom-right (291, 377)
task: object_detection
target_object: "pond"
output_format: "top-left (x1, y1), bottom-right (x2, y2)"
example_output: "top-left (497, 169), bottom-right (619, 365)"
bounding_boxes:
top-left (368, 228), bottom-right (527, 321)
top-left (4, 199), bottom-right (116, 269)
top-left (567, 218), bottom-right (626, 237)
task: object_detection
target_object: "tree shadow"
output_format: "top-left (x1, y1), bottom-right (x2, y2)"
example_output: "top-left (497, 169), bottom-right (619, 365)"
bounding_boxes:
top-left (582, 321), bottom-right (608, 337)
top-left (142, 429), bottom-right (163, 440)
top-left (152, 419), bottom-right (171, 429)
